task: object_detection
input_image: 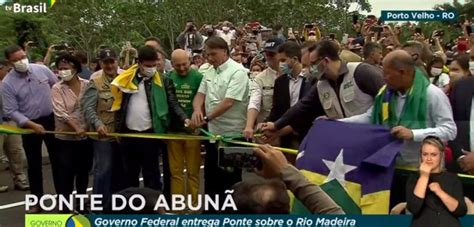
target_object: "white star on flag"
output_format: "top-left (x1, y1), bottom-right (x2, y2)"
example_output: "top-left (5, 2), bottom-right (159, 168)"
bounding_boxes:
top-left (322, 149), bottom-right (357, 186)
top-left (296, 150), bottom-right (305, 161)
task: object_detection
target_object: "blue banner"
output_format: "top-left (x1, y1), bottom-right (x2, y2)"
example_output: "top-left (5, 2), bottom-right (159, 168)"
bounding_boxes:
top-left (27, 214), bottom-right (474, 227)
top-left (381, 10), bottom-right (458, 21)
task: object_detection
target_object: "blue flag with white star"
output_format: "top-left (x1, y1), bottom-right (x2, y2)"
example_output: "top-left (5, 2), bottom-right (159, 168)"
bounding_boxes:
top-left (295, 120), bottom-right (403, 214)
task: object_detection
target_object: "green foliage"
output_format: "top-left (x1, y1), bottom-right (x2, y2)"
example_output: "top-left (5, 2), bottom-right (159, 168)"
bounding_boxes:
top-left (0, 0), bottom-right (372, 62)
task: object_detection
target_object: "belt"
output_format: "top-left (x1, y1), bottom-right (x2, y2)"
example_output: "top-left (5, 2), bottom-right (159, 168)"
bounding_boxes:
top-left (2, 117), bottom-right (11, 122)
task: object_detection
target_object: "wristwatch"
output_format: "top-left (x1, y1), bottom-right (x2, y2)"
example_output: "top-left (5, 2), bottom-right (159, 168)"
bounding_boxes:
top-left (204, 116), bottom-right (211, 123)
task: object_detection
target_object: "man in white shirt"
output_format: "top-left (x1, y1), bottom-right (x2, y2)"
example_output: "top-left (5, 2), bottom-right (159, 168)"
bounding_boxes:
top-left (341, 50), bottom-right (456, 167)
top-left (244, 38), bottom-right (284, 139)
top-left (340, 50), bottom-right (456, 208)
top-left (112, 46), bottom-right (189, 191)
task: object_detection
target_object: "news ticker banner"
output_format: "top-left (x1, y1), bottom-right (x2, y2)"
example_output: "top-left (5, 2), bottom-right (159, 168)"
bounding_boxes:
top-left (380, 10), bottom-right (458, 21)
top-left (25, 214), bottom-right (474, 227)
top-left (26, 214), bottom-right (411, 227)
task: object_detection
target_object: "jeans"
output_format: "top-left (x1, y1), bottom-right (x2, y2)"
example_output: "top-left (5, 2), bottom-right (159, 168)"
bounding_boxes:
top-left (92, 140), bottom-right (124, 203)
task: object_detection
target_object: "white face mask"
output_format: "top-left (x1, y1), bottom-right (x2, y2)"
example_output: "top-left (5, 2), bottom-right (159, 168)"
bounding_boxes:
top-left (58, 69), bottom-right (74, 81)
top-left (430, 68), bottom-right (442, 77)
top-left (469, 61), bottom-right (474, 75)
top-left (142, 66), bottom-right (156, 78)
top-left (13, 58), bottom-right (29, 73)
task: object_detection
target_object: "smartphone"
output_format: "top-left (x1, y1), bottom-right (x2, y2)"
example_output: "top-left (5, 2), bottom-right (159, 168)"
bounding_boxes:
top-left (288, 27), bottom-right (293, 34)
top-left (304, 24), bottom-right (314, 29)
top-left (371, 26), bottom-right (383, 33)
top-left (218, 146), bottom-right (262, 171)
top-left (459, 15), bottom-right (466, 25)
top-left (329, 33), bottom-right (335, 40)
top-left (467, 26), bottom-right (473, 35)
top-left (415, 27), bottom-right (422, 34)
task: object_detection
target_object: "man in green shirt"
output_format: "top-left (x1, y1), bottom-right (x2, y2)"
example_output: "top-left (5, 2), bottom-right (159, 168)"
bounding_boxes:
top-left (167, 49), bottom-right (203, 212)
top-left (192, 37), bottom-right (249, 213)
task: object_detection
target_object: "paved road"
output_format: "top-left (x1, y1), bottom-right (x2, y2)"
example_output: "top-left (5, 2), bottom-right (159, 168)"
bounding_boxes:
top-left (0, 158), bottom-right (56, 227)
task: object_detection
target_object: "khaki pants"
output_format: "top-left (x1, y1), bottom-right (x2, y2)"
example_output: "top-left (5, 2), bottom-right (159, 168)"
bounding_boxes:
top-left (167, 140), bottom-right (201, 211)
top-left (0, 121), bottom-right (27, 184)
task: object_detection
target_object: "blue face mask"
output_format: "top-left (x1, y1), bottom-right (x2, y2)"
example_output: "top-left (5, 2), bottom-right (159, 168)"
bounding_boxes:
top-left (310, 61), bottom-right (324, 80)
top-left (309, 64), bottom-right (319, 79)
top-left (279, 62), bottom-right (291, 75)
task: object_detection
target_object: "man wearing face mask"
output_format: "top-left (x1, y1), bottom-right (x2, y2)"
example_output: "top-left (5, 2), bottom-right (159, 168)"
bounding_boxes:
top-left (300, 41), bottom-right (319, 84)
top-left (262, 40), bottom-right (384, 139)
top-left (264, 41), bottom-right (313, 150)
top-left (244, 39), bottom-right (282, 138)
top-left (2, 45), bottom-right (59, 213)
top-left (0, 59), bottom-right (29, 193)
top-left (111, 46), bottom-right (189, 191)
top-left (81, 48), bottom-right (125, 204)
top-left (244, 38), bottom-right (284, 140)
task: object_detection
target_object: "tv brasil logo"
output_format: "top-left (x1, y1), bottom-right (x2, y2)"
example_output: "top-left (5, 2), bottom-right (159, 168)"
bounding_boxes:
top-left (4, 0), bottom-right (56, 13)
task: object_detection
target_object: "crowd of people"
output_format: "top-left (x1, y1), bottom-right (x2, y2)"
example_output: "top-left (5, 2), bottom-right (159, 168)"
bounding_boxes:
top-left (0, 16), bottom-right (473, 224)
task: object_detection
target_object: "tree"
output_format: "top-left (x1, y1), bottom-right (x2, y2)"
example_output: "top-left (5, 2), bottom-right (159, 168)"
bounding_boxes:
top-left (0, 0), bottom-right (355, 62)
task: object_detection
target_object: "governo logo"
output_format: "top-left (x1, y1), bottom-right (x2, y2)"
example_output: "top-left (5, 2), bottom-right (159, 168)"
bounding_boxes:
top-left (66, 214), bottom-right (91, 227)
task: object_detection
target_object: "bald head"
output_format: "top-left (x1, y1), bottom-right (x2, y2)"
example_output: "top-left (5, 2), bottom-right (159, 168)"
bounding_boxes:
top-left (171, 49), bottom-right (189, 62)
top-left (171, 49), bottom-right (191, 76)
top-left (382, 50), bottom-right (416, 92)
top-left (383, 50), bottom-right (415, 71)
